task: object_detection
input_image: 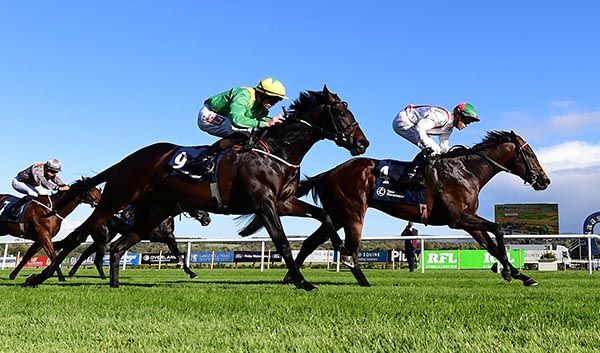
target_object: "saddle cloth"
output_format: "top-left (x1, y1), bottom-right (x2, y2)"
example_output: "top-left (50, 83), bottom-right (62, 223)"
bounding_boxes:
top-left (370, 159), bottom-right (425, 205)
top-left (0, 196), bottom-right (27, 225)
top-left (167, 146), bottom-right (220, 182)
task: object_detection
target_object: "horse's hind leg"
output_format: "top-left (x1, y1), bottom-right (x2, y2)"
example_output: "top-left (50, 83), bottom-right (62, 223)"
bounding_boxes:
top-left (283, 224), bottom-right (330, 284)
top-left (109, 232), bottom-right (141, 288)
top-left (69, 243), bottom-right (100, 277)
top-left (93, 244), bottom-right (109, 280)
top-left (150, 226), bottom-right (198, 279)
top-left (110, 203), bottom-right (175, 287)
top-left (343, 222), bottom-right (370, 287)
top-left (9, 242), bottom-right (41, 280)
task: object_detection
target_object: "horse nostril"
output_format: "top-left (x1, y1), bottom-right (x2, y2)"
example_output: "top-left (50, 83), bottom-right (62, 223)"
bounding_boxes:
top-left (357, 139), bottom-right (369, 150)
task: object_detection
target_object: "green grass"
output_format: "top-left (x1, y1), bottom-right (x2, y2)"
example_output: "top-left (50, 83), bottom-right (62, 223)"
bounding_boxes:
top-left (0, 268), bottom-right (599, 353)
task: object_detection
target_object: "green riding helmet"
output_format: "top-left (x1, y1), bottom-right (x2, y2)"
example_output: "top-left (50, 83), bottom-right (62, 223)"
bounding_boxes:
top-left (453, 102), bottom-right (480, 123)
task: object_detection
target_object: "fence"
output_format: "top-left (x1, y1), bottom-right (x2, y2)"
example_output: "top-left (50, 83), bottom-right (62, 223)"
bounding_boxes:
top-left (1, 233), bottom-right (599, 274)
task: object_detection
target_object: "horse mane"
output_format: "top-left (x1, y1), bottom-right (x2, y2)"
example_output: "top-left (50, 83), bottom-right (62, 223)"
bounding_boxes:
top-left (289, 90), bottom-right (328, 114)
top-left (442, 130), bottom-right (514, 158)
top-left (262, 90), bottom-right (328, 144)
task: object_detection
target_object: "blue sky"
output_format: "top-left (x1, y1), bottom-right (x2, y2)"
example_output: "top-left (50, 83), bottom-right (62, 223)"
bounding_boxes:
top-left (1, 1), bottom-right (599, 240)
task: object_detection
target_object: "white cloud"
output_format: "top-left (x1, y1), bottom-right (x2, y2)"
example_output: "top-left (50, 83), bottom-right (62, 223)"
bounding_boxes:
top-left (537, 141), bottom-right (600, 172)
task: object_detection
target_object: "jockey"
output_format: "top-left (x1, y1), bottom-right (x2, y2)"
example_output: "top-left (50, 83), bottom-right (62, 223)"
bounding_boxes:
top-left (392, 102), bottom-right (480, 185)
top-left (6, 159), bottom-right (70, 219)
top-left (194, 77), bottom-right (288, 173)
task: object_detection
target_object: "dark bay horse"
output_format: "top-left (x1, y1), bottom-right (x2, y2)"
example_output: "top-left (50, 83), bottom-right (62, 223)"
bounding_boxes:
top-left (0, 186), bottom-right (101, 280)
top-left (25, 86), bottom-right (369, 290)
top-left (243, 131), bottom-right (550, 286)
top-left (66, 208), bottom-right (211, 280)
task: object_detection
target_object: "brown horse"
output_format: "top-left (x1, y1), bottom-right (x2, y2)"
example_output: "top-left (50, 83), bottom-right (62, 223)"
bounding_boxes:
top-left (65, 207), bottom-right (211, 280)
top-left (241, 131), bottom-right (550, 286)
top-left (25, 86), bottom-right (369, 290)
top-left (0, 185), bottom-right (101, 280)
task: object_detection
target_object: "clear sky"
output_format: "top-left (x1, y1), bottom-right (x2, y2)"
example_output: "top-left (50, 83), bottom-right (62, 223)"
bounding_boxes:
top-left (1, 1), bottom-right (599, 241)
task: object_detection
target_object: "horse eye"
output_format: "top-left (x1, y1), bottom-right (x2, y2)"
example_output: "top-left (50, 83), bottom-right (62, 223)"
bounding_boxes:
top-left (343, 102), bottom-right (348, 108)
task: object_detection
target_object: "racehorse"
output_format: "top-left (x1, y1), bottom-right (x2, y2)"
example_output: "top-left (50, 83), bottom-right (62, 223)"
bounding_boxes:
top-left (25, 86), bottom-right (369, 290)
top-left (241, 131), bottom-right (550, 287)
top-left (0, 185), bottom-right (101, 280)
top-left (66, 208), bottom-right (211, 280)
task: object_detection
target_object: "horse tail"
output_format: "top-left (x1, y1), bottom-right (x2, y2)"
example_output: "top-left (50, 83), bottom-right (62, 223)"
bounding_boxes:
top-left (48, 165), bottom-right (114, 215)
top-left (296, 171), bottom-right (329, 204)
top-left (236, 214), bottom-right (263, 237)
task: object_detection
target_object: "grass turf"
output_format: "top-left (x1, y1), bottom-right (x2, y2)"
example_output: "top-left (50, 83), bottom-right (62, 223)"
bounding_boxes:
top-left (0, 268), bottom-right (599, 353)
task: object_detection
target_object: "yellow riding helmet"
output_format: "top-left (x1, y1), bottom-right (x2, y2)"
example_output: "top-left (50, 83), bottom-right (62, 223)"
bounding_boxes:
top-left (256, 77), bottom-right (288, 99)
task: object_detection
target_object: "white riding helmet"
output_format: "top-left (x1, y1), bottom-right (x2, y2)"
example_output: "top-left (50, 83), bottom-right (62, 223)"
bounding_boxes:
top-left (45, 159), bottom-right (62, 173)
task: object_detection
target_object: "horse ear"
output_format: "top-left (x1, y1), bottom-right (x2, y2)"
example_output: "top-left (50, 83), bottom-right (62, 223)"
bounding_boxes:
top-left (322, 85), bottom-right (335, 101)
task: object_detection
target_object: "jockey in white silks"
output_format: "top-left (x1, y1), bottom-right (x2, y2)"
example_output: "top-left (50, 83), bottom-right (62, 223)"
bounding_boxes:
top-left (391, 102), bottom-right (480, 185)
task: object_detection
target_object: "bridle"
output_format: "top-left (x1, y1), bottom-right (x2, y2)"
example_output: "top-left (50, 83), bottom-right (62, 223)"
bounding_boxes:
top-left (283, 100), bottom-right (359, 149)
top-left (475, 134), bottom-right (539, 187)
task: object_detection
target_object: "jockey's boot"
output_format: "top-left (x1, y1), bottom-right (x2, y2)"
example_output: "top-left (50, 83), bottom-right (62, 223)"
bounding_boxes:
top-left (398, 149), bottom-right (429, 187)
top-left (398, 164), bottom-right (425, 187)
top-left (5, 196), bottom-right (33, 221)
top-left (190, 150), bottom-right (218, 175)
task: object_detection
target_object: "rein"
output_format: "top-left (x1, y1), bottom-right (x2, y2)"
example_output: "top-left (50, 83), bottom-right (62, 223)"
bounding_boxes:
top-left (457, 137), bottom-right (538, 185)
top-left (250, 147), bottom-right (300, 168)
top-left (32, 196), bottom-right (65, 220)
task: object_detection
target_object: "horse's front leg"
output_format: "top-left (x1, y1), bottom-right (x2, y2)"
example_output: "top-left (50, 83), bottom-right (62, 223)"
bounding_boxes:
top-left (458, 215), bottom-right (511, 280)
top-left (277, 198), bottom-right (352, 259)
top-left (9, 242), bottom-right (42, 280)
top-left (38, 231), bottom-right (67, 282)
top-left (257, 199), bottom-right (316, 291)
top-left (471, 230), bottom-right (537, 286)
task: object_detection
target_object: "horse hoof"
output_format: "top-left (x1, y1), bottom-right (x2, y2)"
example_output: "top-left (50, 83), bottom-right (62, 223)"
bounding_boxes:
top-left (296, 280), bottom-right (318, 291)
top-left (25, 274), bottom-right (39, 287)
top-left (524, 278), bottom-right (538, 287)
top-left (501, 270), bottom-right (512, 282)
top-left (9, 274), bottom-right (16, 281)
top-left (490, 263), bottom-right (498, 273)
top-left (341, 255), bottom-right (355, 268)
top-left (282, 273), bottom-right (293, 285)
top-left (58, 277), bottom-right (67, 282)
top-left (189, 272), bottom-right (198, 279)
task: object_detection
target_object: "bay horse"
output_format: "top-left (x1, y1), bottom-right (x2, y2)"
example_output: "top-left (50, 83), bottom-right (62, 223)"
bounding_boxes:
top-left (241, 131), bottom-right (550, 286)
top-left (0, 185), bottom-right (101, 280)
top-left (25, 86), bottom-right (369, 290)
top-left (66, 207), bottom-right (211, 280)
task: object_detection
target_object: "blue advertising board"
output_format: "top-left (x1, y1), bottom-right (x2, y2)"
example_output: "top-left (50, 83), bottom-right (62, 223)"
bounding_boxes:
top-left (189, 251), bottom-right (234, 263)
top-left (102, 253), bottom-right (141, 266)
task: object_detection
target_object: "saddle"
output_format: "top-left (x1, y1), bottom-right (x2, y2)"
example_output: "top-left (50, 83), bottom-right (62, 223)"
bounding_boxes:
top-left (371, 160), bottom-right (426, 205)
top-left (167, 146), bottom-right (221, 182)
top-left (0, 196), bottom-right (29, 234)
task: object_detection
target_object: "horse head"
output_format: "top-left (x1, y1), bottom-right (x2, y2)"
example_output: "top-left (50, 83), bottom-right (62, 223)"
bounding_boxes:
top-left (471, 131), bottom-right (551, 191)
top-left (72, 177), bottom-right (102, 207)
top-left (286, 86), bottom-right (369, 156)
top-left (508, 131), bottom-right (551, 190)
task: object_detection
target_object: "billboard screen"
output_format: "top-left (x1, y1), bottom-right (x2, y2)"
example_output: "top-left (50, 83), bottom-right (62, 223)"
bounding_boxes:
top-left (494, 203), bottom-right (559, 234)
